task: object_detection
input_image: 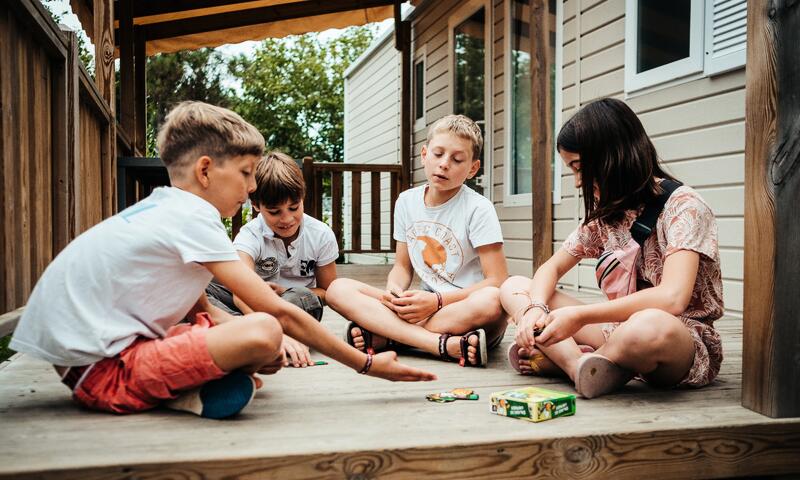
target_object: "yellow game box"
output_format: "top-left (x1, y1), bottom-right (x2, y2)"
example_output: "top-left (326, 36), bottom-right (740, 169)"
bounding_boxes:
top-left (489, 387), bottom-right (576, 422)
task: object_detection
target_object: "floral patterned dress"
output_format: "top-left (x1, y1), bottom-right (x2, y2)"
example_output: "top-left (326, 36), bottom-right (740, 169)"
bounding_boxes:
top-left (563, 186), bottom-right (724, 387)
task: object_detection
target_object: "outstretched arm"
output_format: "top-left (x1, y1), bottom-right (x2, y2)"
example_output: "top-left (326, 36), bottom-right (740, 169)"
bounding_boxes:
top-left (203, 259), bottom-right (437, 382)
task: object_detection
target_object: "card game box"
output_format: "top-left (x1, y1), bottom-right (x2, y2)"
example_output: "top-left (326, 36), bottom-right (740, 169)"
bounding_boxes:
top-left (489, 387), bottom-right (576, 422)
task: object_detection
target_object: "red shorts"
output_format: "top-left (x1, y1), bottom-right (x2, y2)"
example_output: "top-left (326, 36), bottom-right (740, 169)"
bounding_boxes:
top-left (60, 313), bottom-right (226, 414)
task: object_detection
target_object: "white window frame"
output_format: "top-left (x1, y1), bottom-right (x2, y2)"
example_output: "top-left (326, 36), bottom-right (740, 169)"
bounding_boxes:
top-left (624, 0), bottom-right (705, 93)
top-left (503, 0), bottom-right (532, 207)
top-left (413, 45), bottom-right (427, 133)
top-left (449, 0), bottom-right (493, 201)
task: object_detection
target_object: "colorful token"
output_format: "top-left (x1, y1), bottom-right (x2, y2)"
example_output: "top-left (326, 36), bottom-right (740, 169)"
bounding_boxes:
top-left (426, 392), bottom-right (457, 403)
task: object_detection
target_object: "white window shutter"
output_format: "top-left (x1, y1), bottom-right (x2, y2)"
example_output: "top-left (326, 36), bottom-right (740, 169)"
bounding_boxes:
top-left (705, 0), bottom-right (747, 75)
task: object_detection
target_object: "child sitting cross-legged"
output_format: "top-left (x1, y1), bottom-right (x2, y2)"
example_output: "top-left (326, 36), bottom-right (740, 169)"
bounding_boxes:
top-left (326, 114), bottom-right (508, 367)
top-left (206, 151), bottom-right (339, 368)
top-left (500, 98), bottom-right (724, 398)
top-left (10, 101), bottom-right (435, 420)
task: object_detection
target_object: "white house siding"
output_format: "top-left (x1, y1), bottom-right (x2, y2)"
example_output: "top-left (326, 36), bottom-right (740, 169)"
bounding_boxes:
top-left (410, 0), bottom-right (536, 278)
top-left (554, 0), bottom-right (746, 316)
top-left (343, 30), bottom-right (401, 264)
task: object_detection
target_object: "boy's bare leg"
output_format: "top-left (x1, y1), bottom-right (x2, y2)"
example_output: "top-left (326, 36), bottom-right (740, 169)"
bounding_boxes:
top-left (420, 286), bottom-right (507, 346)
top-left (204, 312), bottom-right (285, 376)
top-left (326, 279), bottom-right (491, 364)
top-left (500, 275), bottom-right (605, 380)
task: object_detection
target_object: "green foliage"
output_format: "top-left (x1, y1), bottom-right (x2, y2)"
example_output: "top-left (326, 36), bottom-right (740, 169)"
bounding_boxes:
top-left (0, 335), bottom-right (15, 363)
top-left (145, 49), bottom-right (234, 156)
top-left (228, 27), bottom-right (375, 162)
top-left (42, 1), bottom-right (94, 75)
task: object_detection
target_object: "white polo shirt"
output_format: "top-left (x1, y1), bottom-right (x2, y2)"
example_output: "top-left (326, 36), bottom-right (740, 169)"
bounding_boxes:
top-left (10, 187), bottom-right (239, 366)
top-left (233, 213), bottom-right (339, 288)
top-left (393, 184), bottom-right (503, 293)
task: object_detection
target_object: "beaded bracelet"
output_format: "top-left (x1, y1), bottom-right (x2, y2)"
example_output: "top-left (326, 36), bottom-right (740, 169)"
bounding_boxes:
top-left (358, 352), bottom-right (373, 374)
top-left (434, 291), bottom-right (443, 311)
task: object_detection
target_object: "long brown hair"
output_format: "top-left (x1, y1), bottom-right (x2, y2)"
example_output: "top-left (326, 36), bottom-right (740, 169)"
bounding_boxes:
top-left (556, 98), bottom-right (676, 225)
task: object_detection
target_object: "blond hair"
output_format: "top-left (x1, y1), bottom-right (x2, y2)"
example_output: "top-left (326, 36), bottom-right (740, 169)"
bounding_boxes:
top-left (251, 151), bottom-right (305, 207)
top-left (426, 114), bottom-right (483, 161)
top-left (157, 101), bottom-right (264, 173)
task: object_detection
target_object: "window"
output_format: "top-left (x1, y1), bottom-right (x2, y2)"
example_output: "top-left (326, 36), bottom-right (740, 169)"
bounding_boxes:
top-left (450, 0), bottom-right (491, 198)
top-left (625, 0), bottom-right (747, 93)
top-left (414, 54), bottom-right (425, 131)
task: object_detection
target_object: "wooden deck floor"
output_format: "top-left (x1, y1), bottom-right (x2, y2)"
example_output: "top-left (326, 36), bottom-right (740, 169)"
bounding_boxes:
top-left (1, 265), bottom-right (799, 479)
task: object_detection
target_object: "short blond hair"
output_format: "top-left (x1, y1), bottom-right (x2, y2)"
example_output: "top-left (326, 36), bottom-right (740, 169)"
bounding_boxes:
top-left (252, 151), bottom-right (305, 207)
top-left (157, 101), bottom-right (264, 173)
top-left (426, 114), bottom-right (483, 161)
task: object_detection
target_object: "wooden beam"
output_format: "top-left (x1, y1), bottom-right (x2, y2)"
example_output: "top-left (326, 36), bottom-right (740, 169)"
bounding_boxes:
top-left (132, 0), bottom-right (396, 43)
top-left (0, 307), bottom-right (24, 338)
top-left (302, 156), bottom-right (315, 219)
top-left (529, 0), bottom-right (553, 269)
top-left (742, 0), bottom-right (800, 418)
top-left (134, 29), bottom-right (146, 156)
top-left (114, 0), bottom-right (246, 20)
top-left (118, 0), bottom-right (134, 142)
top-left (93, 0), bottom-right (115, 108)
top-left (398, 19), bottom-right (411, 189)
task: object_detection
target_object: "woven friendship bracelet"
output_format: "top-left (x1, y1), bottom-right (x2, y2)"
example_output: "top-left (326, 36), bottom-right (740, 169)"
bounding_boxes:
top-left (434, 291), bottom-right (443, 311)
top-left (358, 352), bottom-right (373, 374)
top-left (520, 301), bottom-right (550, 318)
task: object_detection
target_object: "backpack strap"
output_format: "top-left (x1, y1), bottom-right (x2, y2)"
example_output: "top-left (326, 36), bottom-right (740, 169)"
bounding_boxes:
top-left (630, 179), bottom-right (683, 247)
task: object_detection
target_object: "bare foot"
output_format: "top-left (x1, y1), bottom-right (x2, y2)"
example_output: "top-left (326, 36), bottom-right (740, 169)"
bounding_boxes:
top-left (349, 326), bottom-right (390, 353)
top-left (514, 345), bottom-right (595, 376)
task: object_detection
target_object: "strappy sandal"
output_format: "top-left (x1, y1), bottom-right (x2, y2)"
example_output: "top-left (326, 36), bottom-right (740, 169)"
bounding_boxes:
top-left (344, 321), bottom-right (393, 355)
top-left (507, 344), bottom-right (595, 377)
top-left (437, 329), bottom-right (488, 367)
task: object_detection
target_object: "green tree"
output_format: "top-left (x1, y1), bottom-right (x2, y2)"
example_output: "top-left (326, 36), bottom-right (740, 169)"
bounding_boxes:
top-left (229, 26), bottom-right (375, 162)
top-left (145, 48), bottom-right (233, 155)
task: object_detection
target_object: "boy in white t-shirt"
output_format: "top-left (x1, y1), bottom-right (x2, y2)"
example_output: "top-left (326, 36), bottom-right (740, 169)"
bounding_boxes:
top-left (326, 115), bottom-right (509, 367)
top-left (206, 151), bottom-right (339, 367)
top-left (10, 102), bottom-right (434, 419)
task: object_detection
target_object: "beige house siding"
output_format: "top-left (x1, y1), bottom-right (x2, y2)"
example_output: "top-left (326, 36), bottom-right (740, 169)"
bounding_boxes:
top-left (343, 30), bottom-right (401, 264)
top-left (411, 0), bottom-right (536, 278)
top-left (554, 0), bottom-right (746, 316)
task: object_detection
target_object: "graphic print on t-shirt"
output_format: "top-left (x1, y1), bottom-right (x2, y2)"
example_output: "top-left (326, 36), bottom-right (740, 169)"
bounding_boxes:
top-left (255, 257), bottom-right (279, 280)
top-left (406, 221), bottom-right (463, 288)
top-left (300, 259), bottom-right (316, 276)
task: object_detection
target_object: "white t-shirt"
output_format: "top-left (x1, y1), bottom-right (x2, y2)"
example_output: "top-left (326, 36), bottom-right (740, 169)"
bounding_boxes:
top-left (393, 184), bottom-right (503, 293)
top-left (233, 213), bottom-right (339, 288)
top-left (10, 187), bottom-right (239, 366)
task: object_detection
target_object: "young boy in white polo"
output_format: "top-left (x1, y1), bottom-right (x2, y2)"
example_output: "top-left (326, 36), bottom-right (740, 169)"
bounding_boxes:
top-left (206, 151), bottom-right (339, 368)
top-left (10, 102), bottom-right (435, 420)
top-left (326, 114), bottom-right (509, 367)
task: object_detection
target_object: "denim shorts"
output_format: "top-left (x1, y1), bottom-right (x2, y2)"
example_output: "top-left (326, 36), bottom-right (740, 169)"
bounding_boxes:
top-left (205, 282), bottom-right (323, 321)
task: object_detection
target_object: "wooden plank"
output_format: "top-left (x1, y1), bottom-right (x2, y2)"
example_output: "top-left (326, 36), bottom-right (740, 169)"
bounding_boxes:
top-left (0, 6), bottom-right (9, 311)
top-left (351, 171), bottom-right (361, 252)
top-left (371, 172), bottom-right (380, 250)
top-left (93, 0), bottom-right (114, 109)
top-left (137, 0), bottom-right (396, 42)
top-left (231, 206), bottom-right (243, 240)
top-left (313, 163), bottom-right (402, 174)
top-left (0, 307), bottom-right (24, 338)
top-left (302, 156), bottom-right (315, 218)
top-left (530, 0), bottom-right (553, 270)
top-left (19, 33), bottom-right (31, 305)
top-left (134, 30), bottom-right (146, 157)
top-left (118, 0), bottom-right (134, 140)
top-left (399, 18), bottom-right (412, 189)
top-left (331, 171), bottom-right (343, 254)
top-left (314, 169), bottom-right (323, 223)
top-left (741, 0), bottom-right (800, 418)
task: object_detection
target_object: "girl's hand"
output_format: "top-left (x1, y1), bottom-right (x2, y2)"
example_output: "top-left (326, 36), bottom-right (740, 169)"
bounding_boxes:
top-left (515, 307), bottom-right (546, 349)
top-left (267, 282), bottom-right (287, 295)
top-left (391, 290), bottom-right (438, 324)
top-left (366, 351), bottom-right (437, 382)
top-left (281, 335), bottom-right (313, 367)
top-left (536, 306), bottom-right (586, 347)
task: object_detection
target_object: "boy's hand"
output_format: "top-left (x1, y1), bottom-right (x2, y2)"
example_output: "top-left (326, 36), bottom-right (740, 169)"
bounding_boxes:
top-left (256, 350), bottom-right (285, 376)
top-left (366, 351), bottom-right (437, 382)
top-left (267, 282), bottom-right (287, 295)
top-left (282, 334), bottom-right (313, 367)
top-left (379, 288), bottom-right (402, 312)
top-left (391, 290), bottom-right (438, 324)
top-left (515, 307), bottom-right (546, 349)
top-left (536, 306), bottom-right (585, 347)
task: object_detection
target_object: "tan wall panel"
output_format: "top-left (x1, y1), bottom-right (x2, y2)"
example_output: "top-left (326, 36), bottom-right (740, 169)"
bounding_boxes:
top-left (580, 0), bottom-right (624, 35)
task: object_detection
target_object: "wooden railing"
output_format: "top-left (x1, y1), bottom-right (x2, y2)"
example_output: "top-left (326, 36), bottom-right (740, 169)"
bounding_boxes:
top-left (303, 158), bottom-right (404, 256)
top-left (116, 157), bottom-right (170, 211)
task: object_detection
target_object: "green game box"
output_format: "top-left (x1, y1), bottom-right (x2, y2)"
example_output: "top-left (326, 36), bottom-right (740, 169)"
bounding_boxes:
top-left (489, 386), bottom-right (576, 422)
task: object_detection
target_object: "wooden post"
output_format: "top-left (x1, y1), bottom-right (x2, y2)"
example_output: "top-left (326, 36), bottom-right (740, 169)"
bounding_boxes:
top-left (390, 171), bottom-right (399, 250)
top-left (742, 0), bottom-right (800, 418)
top-left (302, 156), bottom-right (315, 218)
top-left (134, 29), bottom-right (147, 156)
top-left (371, 172), bottom-right (380, 251)
top-left (331, 171), bottom-right (343, 255)
top-left (118, 0), bottom-right (134, 141)
top-left (93, 0), bottom-right (114, 109)
top-left (530, 0), bottom-right (554, 270)
top-left (394, 1), bottom-right (412, 190)
top-left (351, 171), bottom-right (361, 251)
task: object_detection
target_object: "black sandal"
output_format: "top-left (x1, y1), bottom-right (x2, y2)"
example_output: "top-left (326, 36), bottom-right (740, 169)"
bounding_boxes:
top-left (438, 333), bottom-right (458, 362)
top-left (459, 329), bottom-right (488, 367)
top-left (345, 321), bottom-right (393, 354)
